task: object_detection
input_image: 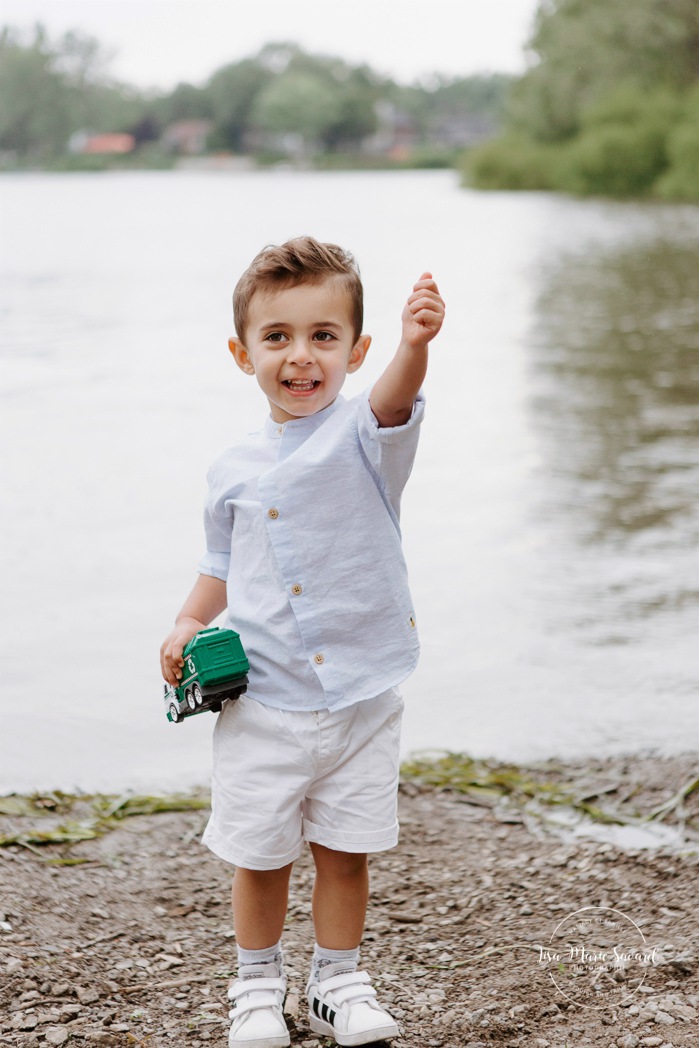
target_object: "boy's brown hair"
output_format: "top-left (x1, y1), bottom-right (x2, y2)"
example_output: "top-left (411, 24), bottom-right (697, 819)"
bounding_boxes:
top-left (233, 236), bottom-right (364, 344)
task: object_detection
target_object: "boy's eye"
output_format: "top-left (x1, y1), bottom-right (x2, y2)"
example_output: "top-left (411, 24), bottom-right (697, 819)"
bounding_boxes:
top-left (265, 332), bottom-right (287, 343)
top-left (313, 331), bottom-right (336, 342)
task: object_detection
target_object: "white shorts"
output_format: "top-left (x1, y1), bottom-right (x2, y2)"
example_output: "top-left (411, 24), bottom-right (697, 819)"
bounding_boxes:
top-left (202, 688), bottom-right (404, 870)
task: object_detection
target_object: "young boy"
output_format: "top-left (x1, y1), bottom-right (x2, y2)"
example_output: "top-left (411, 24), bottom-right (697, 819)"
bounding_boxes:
top-left (160, 236), bottom-right (444, 1048)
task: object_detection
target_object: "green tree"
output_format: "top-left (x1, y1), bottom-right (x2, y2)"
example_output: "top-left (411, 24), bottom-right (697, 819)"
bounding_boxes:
top-left (509, 0), bottom-right (699, 142)
top-left (0, 25), bottom-right (72, 157)
top-left (655, 85), bottom-right (699, 199)
top-left (320, 66), bottom-right (380, 150)
top-left (0, 25), bottom-right (147, 159)
top-left (207, 57), bottom-right (268, 151)
top-left (466, 0), bottom-right (699, 198)
top-left (251, 69), bottom-right (343, 155)
top-left (555, 84), bottom-right (683, 195)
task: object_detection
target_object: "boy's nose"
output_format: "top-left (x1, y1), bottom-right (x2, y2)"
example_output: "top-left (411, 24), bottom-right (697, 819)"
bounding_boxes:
top-left (287, 340), bottom-right (315, 365)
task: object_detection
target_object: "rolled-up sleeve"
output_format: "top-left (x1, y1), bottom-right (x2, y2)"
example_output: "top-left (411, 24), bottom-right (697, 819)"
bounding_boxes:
top-left (356, 389), bottom-right (425, 505)
top-left (197, 473), bottom-right (232, 581)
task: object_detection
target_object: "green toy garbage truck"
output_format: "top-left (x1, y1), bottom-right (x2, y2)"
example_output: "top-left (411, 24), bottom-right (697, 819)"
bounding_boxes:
top-left (163, 627), bottom-right (249, 724)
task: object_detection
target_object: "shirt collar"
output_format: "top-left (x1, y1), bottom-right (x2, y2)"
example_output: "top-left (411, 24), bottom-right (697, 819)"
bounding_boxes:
top-left (264, 396), bottom-right (344, 439)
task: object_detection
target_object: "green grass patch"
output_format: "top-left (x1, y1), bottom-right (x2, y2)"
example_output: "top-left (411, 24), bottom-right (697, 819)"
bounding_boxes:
top-left (0, 790), bottom-right (210, 852)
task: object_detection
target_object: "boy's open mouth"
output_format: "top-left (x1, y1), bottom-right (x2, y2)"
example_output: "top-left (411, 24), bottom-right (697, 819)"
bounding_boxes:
top-left (282, 379), bottom-right (321, 392)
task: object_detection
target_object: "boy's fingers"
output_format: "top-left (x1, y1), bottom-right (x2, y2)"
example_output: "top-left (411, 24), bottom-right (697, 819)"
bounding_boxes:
top-left (413, 272), bottom-right (438, 291)
top-left (408, 294), bottom-right (445, 316)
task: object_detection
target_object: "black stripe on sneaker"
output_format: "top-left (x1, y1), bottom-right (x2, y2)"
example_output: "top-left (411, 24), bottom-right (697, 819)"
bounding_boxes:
top-left (312, 996), bottom-right (337, 1027)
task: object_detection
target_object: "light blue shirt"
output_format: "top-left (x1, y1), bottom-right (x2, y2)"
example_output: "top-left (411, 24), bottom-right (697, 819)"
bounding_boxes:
top-left (198, 389), bottom-right (425, 711)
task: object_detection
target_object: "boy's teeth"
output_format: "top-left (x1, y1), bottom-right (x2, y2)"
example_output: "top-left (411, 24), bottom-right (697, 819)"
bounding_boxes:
top-left (287, 380), bottom-right (316, 390)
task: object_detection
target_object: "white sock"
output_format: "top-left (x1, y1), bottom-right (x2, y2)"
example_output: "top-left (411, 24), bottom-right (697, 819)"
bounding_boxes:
top-left (237, 941), bottom-right (283, 976)
top-left (312, 944), bottom-right (360, 982)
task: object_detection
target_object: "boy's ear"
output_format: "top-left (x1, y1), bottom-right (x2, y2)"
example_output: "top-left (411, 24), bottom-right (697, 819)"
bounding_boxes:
top-left (229, 336), bottom-right (255, 374)
top-left (347, 334), bottom-right (371, 374)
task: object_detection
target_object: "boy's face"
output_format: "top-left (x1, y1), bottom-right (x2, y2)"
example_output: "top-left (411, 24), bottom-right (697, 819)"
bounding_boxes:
top-left (229, 279), bottom-right (370, 424)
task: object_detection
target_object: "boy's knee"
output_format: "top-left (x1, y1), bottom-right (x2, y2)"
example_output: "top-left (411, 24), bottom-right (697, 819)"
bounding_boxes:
top-left (312, 844), bottom-right (368, 877)
top-left (233, 863), bottom-right (293, 886)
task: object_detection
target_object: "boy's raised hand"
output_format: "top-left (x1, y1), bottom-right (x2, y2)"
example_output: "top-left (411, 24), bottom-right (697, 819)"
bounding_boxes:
top-left (401, 272), bottom-right (445, 350)
top-left (369, 271), bottom-right (445, 428)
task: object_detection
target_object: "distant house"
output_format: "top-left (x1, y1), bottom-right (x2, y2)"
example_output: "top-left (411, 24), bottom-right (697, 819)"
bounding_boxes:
top-left (68, 132), bottom-right (135, 155)
top-left (363, 102), bottom-right (420, 157)
top-left (68, 131), bottom-right (135, 155)
top-left (160, 120), bottom-right (213, 155)
top-left (428, 115), bottom-right (498, 149)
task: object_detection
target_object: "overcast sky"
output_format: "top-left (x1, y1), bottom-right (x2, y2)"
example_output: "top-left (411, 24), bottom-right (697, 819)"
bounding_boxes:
top-left (1, 0), bottom-right (541, 90)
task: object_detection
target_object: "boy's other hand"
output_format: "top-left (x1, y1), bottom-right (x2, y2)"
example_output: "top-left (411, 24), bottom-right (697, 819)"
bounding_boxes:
top-left (401, 273), bottom-right (445, 351)
top-left (160, 618), bottom-right (205, 686)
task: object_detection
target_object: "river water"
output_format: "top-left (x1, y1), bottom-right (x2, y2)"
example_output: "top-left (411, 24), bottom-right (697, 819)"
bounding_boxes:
top-left (1, 169), bottom-right (697, 793)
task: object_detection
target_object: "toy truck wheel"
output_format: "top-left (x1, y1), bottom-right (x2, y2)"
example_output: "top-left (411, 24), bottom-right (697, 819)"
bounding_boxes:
top-left (192, 683), bottom-right (203, 707)
top-left (186, 688), bottom-right (196, 711)
top-left (169, 703), bottom-right (182, 724)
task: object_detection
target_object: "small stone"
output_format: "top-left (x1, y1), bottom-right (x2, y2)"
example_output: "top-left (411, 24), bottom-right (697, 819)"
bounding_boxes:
top-left (641, 1038), bottom-right (664, 1046)
top-left (388, 911), bottom-right (423, 924)
top-left (37, 1009), bottom-right (62, 1024)
top-left (13, 1013), bottom-right (38, 1031)
top-left (45, 1027), bottom-right (69, 1046)
top-left (653, 1011), bottom-right (675, 1025)
top-left (6, 957), bottom-right (22, 974)
top-left (617, 1035), bottom-right (639, 1048)
top-left (77, 987), bottom-right (100, 1005)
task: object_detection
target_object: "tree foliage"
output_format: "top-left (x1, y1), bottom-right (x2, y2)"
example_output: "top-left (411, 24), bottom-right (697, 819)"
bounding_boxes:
top-left (0, 25), bottom-right (141, 159)
top-left (466, 0), bottom-right (699, 199)
top-left (510, 0), bottom-right (699, 141)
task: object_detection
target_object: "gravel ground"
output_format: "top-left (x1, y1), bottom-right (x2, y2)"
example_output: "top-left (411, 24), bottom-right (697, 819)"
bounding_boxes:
top-left (1, 753), bottom-right (698, 1048)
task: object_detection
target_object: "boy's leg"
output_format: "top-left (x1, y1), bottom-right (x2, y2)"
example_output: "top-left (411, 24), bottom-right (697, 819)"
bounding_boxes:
top-left (307, 844), bottom-right (399, 1046)
top-left (228, 864), bottom-right (293, 1048)
top-left (232, 863), bottom-right (293, 948)
top-left (310, 844), bottom-right (368, 948)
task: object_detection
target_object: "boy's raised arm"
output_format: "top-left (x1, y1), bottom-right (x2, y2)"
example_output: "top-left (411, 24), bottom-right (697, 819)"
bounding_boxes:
top-left (369, 272), bottom-right (445, 428)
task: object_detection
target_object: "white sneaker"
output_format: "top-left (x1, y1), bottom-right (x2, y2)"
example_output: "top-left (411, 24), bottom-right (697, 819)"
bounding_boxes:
top-left (306, 962), bottom-right (400, 1046)
top-left (228, 961), bottom-right (290, 1048)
